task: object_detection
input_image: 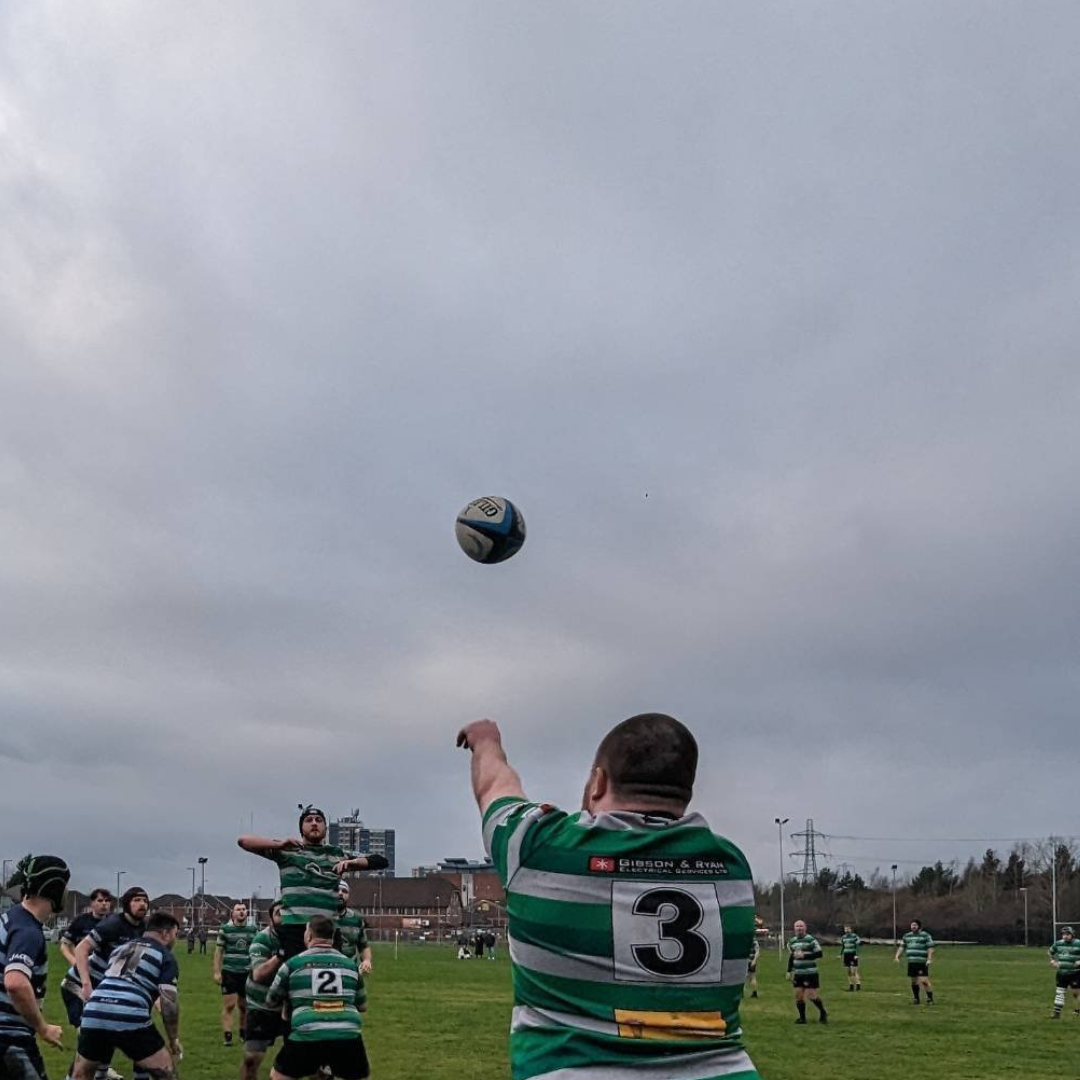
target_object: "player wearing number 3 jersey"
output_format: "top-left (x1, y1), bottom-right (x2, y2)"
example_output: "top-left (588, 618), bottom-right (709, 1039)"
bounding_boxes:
top-left (458, 713), bottom-right (760, 1080)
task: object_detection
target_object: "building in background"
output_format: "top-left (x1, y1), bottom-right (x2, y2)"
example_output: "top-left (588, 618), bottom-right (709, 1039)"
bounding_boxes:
top-left (329, 810), bottom-right (396, 877)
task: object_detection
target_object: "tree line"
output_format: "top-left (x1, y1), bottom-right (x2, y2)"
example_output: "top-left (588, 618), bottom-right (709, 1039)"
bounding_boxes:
top-left (754, 839), bottom-right (1080, 945)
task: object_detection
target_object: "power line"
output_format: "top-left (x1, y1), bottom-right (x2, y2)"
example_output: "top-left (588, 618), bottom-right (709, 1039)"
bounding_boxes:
top-left (828, 834), bottom-right (1073, 844)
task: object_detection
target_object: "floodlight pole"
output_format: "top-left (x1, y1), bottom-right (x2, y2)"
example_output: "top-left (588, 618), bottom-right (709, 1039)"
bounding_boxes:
top-left (198, 857), bottom-right (208, 928)
top-left (775, 818), bottom-right (789, 953)
top-left (1050, 837), bottom-right (1058, 942)
top-left (186, 868), bottom-right (196, 927)
top-left (116, 870), bottom-right (126, 899)
top-left (891, 865), bottom-right (898, 945)
top-left (1019, 887), bottom-right (1029, 947)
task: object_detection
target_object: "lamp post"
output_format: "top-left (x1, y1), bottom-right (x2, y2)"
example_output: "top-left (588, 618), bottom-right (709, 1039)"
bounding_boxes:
top-left (891, 865), bottom-right (898, 945)
top-left (116, 870), bottom-right (126, 899)
top-left (186, 868), bottom-right (196, 928)
top-left (1019, 887), bottom-right (1029, 947)
top-left (774, 818), bottom-right (789, 953)
top-left (198, 857), bottom-right (208, 928)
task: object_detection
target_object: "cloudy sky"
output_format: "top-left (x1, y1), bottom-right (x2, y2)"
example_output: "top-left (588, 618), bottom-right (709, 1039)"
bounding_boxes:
top-left (2, 2), bottom-right (1078, 902)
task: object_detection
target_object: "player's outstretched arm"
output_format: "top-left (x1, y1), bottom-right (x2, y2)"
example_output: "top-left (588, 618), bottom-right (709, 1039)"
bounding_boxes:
top-left (457, 719), bottom-right (527, 815)
top-left (237, 836), bottom-right (301, 858)
top-left (332, 853), bottom-right (391, 874)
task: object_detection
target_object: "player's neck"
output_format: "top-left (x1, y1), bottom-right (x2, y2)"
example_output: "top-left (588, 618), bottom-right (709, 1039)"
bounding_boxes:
top-left (20, 896), bottom-right (52, 923)
top-left (590, 796), bottom-right (687, 819)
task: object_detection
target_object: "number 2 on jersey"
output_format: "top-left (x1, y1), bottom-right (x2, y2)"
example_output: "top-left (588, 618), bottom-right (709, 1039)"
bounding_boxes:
top-left (311, 967), bottom-right (345, 997)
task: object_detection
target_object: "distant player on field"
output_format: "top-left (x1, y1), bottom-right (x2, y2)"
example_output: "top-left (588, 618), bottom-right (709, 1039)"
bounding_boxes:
top-left (787, 920), bottom-right (828, 1024)
top-left (839, 925), bottom-right (861, 991)
top-left (1048, 926), bottom-right (1080, 1019)
top-left (894, 919), bottom-right (935, 1004)
top-left (0, 855), bottom-right (70, 1080)
top-left (238, 806), bottom-right (388, 959)
top-left (214, 902), bottom-right (254, 1047)
top-left (745, 936), bottom-right (760, 998)
top-left (242, 901), bottom-right (285, 1080)
top-left (265, 915), bottom-right (370, 1080)
top-left (335, 883), bottom-right (373, 976)
top-left (458, 712), bottom-right (761, 1080)
top-left (72, 912), bottom-right (182, 1080)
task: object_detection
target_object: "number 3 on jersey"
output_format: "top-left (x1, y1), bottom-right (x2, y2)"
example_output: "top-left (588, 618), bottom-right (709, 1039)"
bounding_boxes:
top-left (611, 882), bottom-right (723, 983)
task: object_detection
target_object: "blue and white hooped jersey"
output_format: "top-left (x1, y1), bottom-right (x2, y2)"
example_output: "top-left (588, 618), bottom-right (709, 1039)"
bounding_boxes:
top-left (0, 906), bottom-right (49, 1043)
top-left (81, 936), bottom-right (178, 1032)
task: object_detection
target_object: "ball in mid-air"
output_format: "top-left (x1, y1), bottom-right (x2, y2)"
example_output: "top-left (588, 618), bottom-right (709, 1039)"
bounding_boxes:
top-left (455, 496), bottom-right (526, 564)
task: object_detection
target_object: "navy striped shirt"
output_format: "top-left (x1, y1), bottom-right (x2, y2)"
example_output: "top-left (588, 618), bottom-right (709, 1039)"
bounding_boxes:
top-left (63, 913), bottom-right (146, 994)
top-left (81, 936), bottom-right (178, 1033)
top-left (0, 906), bottom-right (48, 1044)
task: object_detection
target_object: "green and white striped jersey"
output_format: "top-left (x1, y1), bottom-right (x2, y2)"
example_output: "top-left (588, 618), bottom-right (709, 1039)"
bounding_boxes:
top-left (337, 909), bottom-right (369, 961)
top-left (245, 926), bottom-right (280, 1012)
top-left (839, 932), bottom-right (860, 955)
top-left (1049, 939), bottom-right (1080, 974)
top-left (787, 934), bottom-right (822, 975)
top-left (270, 844), bottom-right (349, 927)
top-left (901, 930), bottom-right (934, 964)
top-left (216, 921), bottom-right (256, 975)
top-left (266, 945), bottom-right (366, 1042)
top-left (484, 796), bottom-right (760, 1080)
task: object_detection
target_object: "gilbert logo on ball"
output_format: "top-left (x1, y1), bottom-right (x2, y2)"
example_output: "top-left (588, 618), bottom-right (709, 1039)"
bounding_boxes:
top-left (455, 496), bottom-right (527, 564)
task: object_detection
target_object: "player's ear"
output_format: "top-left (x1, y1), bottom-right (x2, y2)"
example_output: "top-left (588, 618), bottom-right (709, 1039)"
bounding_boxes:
top-left (590, 765), bottom-right (609, 804)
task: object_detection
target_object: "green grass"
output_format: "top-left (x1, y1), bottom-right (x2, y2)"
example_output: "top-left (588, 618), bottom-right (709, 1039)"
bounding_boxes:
top-left (37, 943), bottom-right (1075, 1079)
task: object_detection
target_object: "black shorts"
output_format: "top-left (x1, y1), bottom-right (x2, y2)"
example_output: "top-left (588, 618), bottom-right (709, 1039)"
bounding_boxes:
top-left (221, 970), bottom-right (248, 997)
top-left (842, 952), bottom-right (859, 968)
top-left (277, 923), bottom-right (308, 960)
top-left (792, 973), bottom-right (820, 990)
top-left (77, 1023), bottom-right (165, 1066)
top-left (0, 1039), bottom-right (48, 1080)
top-left (245, 1009), bottom-right (284, 1053)
top-left (907, 962), bottom-right (930, 979)
top-left (1055, 970), bottom-right (1080, 990)
top-left (273, 1036), bottom-right (370, 1080)
top-left (61, 986), bottom-right (85, 1028)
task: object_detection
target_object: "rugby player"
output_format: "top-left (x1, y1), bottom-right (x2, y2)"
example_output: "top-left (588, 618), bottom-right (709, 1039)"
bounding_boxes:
top-left (894, 920), bottom-right (935, 1004)
top-left (237, 806), bottom-right (388, 959)
top-left (71, 912), bottom-right (182, 1080)
top-left (787, 920), bottom-right (828, 1024)
top-left (1048, 926), bottom-right (1080, 1019)
top-left (0, 855), bottom-right (69, 1080)
top-left (839, 925), bottom-right (861, 991)
top-left (214, 903), bottom-right (253, 1047)
top-left (458, 713), bottom-right (760, 1080)
top-left (265, 916), bottom-right (370, 1080)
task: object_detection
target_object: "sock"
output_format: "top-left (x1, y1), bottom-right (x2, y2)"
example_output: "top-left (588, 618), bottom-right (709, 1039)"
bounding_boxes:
top-left (912, 984), bottom-right (920, 1002)
top-left (1054, 988), bottom-right (1065, 1014)
top-left (797, 1000), bottom-right (806, 1020)
top-left (926, 989), bottom-right (934, 1003)
top-left (135, 1070), bottom-right (150, 1080)
top-left (812, 998), bottom-right (825, 1014)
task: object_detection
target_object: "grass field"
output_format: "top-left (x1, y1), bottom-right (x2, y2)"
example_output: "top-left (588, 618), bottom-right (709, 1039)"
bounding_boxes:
top-left (37, 942), bottom-right (1076, 1079)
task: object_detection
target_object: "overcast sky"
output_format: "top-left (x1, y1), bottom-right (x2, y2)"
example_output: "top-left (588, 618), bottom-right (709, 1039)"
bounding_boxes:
top-left (2, 2), bottom-right (1078, 903)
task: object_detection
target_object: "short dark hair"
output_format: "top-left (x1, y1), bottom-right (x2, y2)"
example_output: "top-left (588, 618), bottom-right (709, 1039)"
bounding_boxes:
top-left (270, 900), bottom-right (283, 916)
top-left (90, 888), bottom-right (114, 902)
top-left (307, 915), bottom-right (335, 940)
top-left (911, 919), bottom-right (922, 929)
top-left (147, 912), bottom-right (180, 934)
top-left (594, 713), bottom-right (698, 804)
